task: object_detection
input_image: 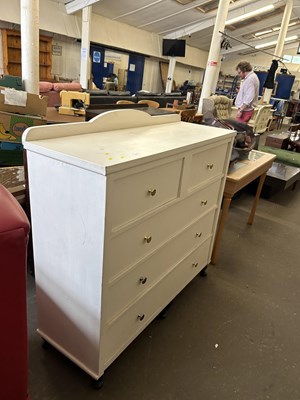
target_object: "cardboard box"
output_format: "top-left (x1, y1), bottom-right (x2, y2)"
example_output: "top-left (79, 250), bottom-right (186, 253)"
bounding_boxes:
top-left (0, 86), bottom-right (48, 116)
top-left (0, 111), bottom-right (46, 142)
top-left (265, 133), bottom-right (290, 149)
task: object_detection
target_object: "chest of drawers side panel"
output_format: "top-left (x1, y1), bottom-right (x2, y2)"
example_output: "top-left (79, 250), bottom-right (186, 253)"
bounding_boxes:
top-left (27, 151), bottom-right (107, 379)
top-left (205, 139), bottom-right (235, 263)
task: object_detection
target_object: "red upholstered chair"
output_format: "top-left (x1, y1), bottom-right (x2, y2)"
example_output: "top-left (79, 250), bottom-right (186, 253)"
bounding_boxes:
top-left (0, 185), bottom-right (30, 400)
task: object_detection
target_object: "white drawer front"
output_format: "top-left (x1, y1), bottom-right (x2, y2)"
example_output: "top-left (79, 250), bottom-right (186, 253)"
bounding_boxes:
top-left (189, 143), bottom-right (227, 191)
top-left (106, 210), bottom-right (216, 319)
top-left (107, 179), bottom-right (221, 280)
top-left (110, 158), bottom-right (183, 229)
top-left (103, 239), bottom-right (211, 365)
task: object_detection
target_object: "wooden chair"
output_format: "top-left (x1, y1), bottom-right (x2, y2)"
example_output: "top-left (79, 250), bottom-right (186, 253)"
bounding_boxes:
top-left (116, 100), bottom-right (135, 104)
top-left (180, 109), bottom-right (197, 122)
top-left (138, 99), bottom-right (160, 108)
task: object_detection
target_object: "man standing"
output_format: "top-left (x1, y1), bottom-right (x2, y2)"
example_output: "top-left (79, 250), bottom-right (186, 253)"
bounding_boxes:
top-left (235, 61), bottom-right (259, 123)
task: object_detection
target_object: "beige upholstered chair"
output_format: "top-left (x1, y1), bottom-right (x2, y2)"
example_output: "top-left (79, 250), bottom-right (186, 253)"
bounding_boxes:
top-left (202, 95), bottom-right (233, 119)
top-left (248, 105), bottom-right (273, 134)
top-left (138, 99), bottom-right (160, 108)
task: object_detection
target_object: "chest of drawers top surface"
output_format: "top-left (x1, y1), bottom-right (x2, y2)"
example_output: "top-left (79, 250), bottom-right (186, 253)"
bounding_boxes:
top-left (23, 109), bottom-right (235, 174)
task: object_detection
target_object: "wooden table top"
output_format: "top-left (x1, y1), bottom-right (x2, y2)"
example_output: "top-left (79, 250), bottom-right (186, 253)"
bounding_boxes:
top-left (225, 150), bottom-right (276, 195)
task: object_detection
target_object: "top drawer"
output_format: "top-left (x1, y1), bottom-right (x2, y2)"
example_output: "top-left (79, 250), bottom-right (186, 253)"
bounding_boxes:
top-left (188, 142), bottom-right (228, 191)
top-left (110, 157), bottom-right (183, 229)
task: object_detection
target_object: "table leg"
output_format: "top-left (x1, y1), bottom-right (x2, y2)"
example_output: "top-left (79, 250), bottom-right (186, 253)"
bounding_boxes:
top-left (211, 196), bottom-right (232, 265)
top-left (247, 172), bottom-right (267, 225)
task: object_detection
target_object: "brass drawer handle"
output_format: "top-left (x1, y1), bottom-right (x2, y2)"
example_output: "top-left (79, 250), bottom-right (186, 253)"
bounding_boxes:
top-left (144, 235), bottom-right (152, 243)
top-left (207, 163), bottom-right (214, 169)
top-left (148, 188), bottom-right (157, 196)
top-left (137, 313), bottom-right (145, 321)
top-left (195, 232), bottom-right (202, 238)
top-left (201, 200), bottom-right (208, 206)
top-left (192, 262), bottom-right (199, 268)
top-left (139, 277), bottom-right (148, 285)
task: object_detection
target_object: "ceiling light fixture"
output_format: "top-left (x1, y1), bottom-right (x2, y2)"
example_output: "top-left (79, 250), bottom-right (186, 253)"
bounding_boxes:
top-left (272, 21), bottom-right (297, 31)
top-left (255, 35), bottom-right (298, 49)
top-left (254, 29), bottom-right (273, 36)
top-left (225, 4), bottom-right (274, 25)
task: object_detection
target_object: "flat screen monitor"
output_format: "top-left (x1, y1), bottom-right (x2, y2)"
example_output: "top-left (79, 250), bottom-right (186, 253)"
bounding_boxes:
top-left (162, 39), bottom-right (186, 57)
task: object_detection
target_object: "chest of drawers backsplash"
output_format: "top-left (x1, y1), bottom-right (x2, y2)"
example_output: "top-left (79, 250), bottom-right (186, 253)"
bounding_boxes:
top-left (23, 110), bottom-right (235, 381)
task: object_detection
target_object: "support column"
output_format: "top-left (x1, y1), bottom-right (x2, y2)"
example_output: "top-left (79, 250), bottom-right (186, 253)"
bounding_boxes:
top-left (263, 0), bottom-right (293, 103)
top-left (80, 6), bottom-right (92, 90)
top-left (165, 57), bottom-right (176, 94)
top-left (198, 0), bottom-right (231, 113)
top-left (20, 0), bottom-right (39, 94)
top-left (275, 0), bottom-right (293, 59)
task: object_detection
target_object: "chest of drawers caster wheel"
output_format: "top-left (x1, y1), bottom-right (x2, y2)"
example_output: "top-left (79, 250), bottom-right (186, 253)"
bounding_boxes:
top-left (91, 376), bottom-right (104, 390)
top-left (199, 265), bottom-right (208, 277)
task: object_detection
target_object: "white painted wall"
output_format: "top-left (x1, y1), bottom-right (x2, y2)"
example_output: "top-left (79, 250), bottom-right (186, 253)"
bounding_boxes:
top-left (51, 37), bottom-right (81, 81)
top-left (174, 63), bottom-right (204, 89)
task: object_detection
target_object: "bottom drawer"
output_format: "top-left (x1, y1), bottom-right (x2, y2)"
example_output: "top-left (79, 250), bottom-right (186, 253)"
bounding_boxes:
top-left (102, 238), bottom-right (211, 366)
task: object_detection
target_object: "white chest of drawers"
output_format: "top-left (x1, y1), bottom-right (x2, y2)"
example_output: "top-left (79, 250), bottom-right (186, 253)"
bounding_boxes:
top-left (23, 109), bottom-right (235, 382)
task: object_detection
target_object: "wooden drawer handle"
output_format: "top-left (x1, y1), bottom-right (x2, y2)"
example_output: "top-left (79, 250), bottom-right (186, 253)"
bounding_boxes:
top-left (137, 313), bottom-right (145, 321)
top-left (201, 200), bottom-right (208, 206)
top-left (192, 262), bottom-right (199, 268)
top-left (139, 277), bottom-right (148, 284)
top-left (148, 188), bottom-right (157, 196)
top-left (195, 232), bottom-right (202, 238)
top-left (144, 235), bottom-right (152, 243)
top-left (207, 163), bottom-right (214, 169)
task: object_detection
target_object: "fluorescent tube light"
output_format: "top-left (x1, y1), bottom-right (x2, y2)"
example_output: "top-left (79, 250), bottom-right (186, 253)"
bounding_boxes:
top-left (273, 22), bottom-right (297, 31)
top-left (255, 35), bottom-right (298, 49)
top-left (255, 29), bottom-right (273, 36)
top-left (225, 4), bottom-right (274, 25)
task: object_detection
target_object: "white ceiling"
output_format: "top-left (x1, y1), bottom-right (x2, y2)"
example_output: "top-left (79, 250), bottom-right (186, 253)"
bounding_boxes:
top-left (62, 0), bottom-right (300, 58)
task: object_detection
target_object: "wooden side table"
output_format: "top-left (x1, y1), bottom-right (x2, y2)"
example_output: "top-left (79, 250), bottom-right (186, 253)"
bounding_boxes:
top-left (211, 150), bottom-right (276, 265)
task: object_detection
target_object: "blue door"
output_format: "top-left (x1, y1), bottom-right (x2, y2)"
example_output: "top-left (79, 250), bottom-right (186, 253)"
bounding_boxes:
top-left (126, 54), bottom-right (145, 94)
top-left (90, 46), bottom-right (105, 89)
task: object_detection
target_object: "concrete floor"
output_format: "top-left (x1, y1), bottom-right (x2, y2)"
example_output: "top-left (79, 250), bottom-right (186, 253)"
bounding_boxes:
top-left (27, 148), bottom-right (300, 400)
